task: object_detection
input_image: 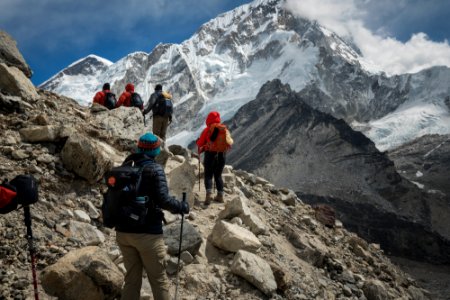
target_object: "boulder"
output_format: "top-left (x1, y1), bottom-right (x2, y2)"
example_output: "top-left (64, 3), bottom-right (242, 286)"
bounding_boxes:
top-left (61, 134), bottom-right (118, 183)
top-left (0, 31), bottom-right (32, 77)
top-left (0, 63), bottom-right (38, 100)
top-left (90, 106), bottom-right (144, 142)
top-left (209, 220), bottom-right (262, 253)
top-left (19, 125), bottom-right (61, 143)
top-left (218, 195), bottom-right (267, 235)
top-left (166, 160), bottom-right (197, 207)
top-left (164, 220), bottom-right (202, 256)
top-left (230, 250), bottom-right (277, 296)
top-left (40, 246), bottom-right (123, 300)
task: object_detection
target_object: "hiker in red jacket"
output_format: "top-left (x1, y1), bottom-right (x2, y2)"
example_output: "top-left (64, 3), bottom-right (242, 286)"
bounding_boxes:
top-left (116, 83), bottom-right (143, 110)
top-left (196, 111), bottom-right (233, 206)
top-left (92, 83), bottom-right (116, 109)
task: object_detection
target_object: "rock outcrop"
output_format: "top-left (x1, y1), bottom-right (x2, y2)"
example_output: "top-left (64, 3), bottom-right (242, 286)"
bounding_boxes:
top-left (0, 30), bottom-right (32, 77)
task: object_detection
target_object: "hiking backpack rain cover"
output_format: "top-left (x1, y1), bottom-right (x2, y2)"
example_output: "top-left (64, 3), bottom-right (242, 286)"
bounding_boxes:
top-left (207, 124), bottom-right (234, 152)
top-left (102, 163), bottom-right (149, 229)
top-left (0, 181), bottom-right (17, 214)
top-left (0, 175), bottom-right (38, 214)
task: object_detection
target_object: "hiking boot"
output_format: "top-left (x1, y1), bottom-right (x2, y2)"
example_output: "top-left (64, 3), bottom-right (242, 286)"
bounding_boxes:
top-left (204, 193), bottom-right (213, 206)
top-left (214, 193), bottom-right (224, 203)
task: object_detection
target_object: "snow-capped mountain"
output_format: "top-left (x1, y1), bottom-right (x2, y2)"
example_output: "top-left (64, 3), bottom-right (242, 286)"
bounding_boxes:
top-left (39, 0), bottom-right (450, 150)
top-left (40, 55), bottom-right (113, 106)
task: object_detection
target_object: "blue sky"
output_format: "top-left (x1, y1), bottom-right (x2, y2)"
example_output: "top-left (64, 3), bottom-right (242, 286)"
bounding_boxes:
top-left (1, 0), bottom-right (449, 85)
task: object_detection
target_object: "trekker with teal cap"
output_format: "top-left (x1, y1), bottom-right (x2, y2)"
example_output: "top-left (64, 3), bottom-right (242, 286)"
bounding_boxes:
top-left (115, 132), bottom-right (189, 300)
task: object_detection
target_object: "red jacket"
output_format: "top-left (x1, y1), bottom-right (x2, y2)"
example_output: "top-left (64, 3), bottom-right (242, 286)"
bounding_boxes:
top-left (93, 90), bottom-right (111, 106)
top-left (196, 111), bottom-right (223, 153)
top-left (116, 83), bottom-right (135, 108)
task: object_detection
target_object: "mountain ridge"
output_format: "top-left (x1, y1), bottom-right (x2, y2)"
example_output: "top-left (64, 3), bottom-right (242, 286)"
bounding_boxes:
top-left (227, 79), bottom-right (450, 264)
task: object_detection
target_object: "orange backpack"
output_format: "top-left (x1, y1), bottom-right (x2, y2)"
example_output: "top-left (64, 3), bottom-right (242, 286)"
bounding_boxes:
top-left (207, 124), bottom-right (233, 152)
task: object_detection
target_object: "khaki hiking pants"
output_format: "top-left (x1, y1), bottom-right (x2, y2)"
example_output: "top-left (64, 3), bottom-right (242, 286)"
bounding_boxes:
top-left (153, 115), bottom-right (169, 141)
top-left (116, 232), bottom-right (170, 300)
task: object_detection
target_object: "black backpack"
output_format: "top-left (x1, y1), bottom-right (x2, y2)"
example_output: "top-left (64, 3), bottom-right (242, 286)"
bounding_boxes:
top-left (102, 162), bottom-right (149, 229)
top-left (153, 94), bottom-right (173, 117)
top-left (130, 93), bottom-right (143, 108)
top-left (104, 92), bottom-right (117, 110)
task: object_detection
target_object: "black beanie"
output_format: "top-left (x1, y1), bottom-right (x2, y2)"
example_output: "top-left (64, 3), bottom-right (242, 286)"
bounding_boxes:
top-left (103, 83), bottom-right (110, 90)
top-left (155, 84), bottom-right (162, 91)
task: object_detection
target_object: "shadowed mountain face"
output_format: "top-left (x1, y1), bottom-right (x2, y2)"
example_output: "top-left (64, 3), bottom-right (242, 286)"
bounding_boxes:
top-left (388, 134), bottom-right (450, 196)
top-left (227, 79), bottom-right (450, 263)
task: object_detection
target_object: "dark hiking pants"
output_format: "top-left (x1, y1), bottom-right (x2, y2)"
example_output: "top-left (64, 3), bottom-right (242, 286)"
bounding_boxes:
top-left (203, 151), bottom-right (225, 193)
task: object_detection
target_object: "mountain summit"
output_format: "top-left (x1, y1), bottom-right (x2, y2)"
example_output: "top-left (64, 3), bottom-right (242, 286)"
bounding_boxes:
top-left (40, 0), bottom-right (450, 150)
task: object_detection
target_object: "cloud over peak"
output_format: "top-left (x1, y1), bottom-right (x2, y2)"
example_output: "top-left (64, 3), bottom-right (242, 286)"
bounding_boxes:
top-left (285, 0), bottom-right (450, 75)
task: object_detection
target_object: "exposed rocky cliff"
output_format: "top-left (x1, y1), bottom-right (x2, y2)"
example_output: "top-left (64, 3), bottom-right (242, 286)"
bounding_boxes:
top-left (388, 134), bottom-right (450, 197)
top-left (227, 79), bottom-right (450, 264)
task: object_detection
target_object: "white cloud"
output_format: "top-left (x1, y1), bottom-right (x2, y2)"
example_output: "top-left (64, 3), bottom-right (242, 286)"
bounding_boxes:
top-left (285, 0), bottom-right (450, 75)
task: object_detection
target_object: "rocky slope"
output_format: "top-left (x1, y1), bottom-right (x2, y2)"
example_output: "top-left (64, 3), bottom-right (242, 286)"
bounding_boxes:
top-left (388, 134), bottom-right (450, 196)
top-left (227, 79), bottom-right (450, 264)
top-left (0, 32), bottom-right (432, 300)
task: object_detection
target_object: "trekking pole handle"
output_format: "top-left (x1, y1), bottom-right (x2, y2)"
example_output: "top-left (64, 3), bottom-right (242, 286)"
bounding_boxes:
top-left (182, 192), bottom-right (187, 213)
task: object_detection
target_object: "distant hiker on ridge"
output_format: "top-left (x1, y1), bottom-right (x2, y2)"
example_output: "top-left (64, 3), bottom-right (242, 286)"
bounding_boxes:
top-left (143, 84), bottom-right (173, 141)
top-left (196, 111), bottom-right (233, 206)
top-left (115, 132), bottom-right (189, 300)
top-left (116, 83), bottom-right (144, 110)
top-left (92, 83), bottom-right (116, 110)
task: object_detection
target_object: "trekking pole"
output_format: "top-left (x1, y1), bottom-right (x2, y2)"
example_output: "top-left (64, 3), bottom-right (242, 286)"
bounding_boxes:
top-left (198, 151), bottom-right (201, 192)
top-left (174, 192), bottom-right (186, 300)
top-left (24, 205), bottom-right (40, 300)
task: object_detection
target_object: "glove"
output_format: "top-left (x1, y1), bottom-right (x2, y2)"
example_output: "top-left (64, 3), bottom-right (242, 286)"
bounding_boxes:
top-left (180, 201), bottom-right (189, 214)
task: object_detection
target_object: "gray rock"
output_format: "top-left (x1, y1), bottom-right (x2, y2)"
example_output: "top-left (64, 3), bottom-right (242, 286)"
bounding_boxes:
top-left (19, 125), bottom-right (61, 143)
top-left (230, 250), bottom-right (277, 296)
top-left (40, 246), bottom-right (123, 300)
top-left (166, 159), bottom-right (197, 208)
top-left (219, 195), bottom-right (267, 235)
top-left (209, 220), bottom-right (262, 253)
top-left (0, 63), bottom-right (38, 100)
top-left (68, 220), bottom-right (105, 246)
top-left (61, 134), bottom-right (118, 183)
top-left (164, 220), bottom-right (202, 256)
top-left (0, 31), bottom-right (32, 77)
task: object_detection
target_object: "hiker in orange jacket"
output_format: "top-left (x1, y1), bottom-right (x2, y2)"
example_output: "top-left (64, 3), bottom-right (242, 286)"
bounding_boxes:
top-left (93, 83), bottom-right (116, 109)
top-left (196, 111), bottom-right (233, 206)
top-left (116, 83), bottom-right (143, 110)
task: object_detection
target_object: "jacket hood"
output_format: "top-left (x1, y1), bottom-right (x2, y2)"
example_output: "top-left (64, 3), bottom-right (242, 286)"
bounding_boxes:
top-left (125, 83), bottom-right (134, 93)
top-left (206, 111), bottom-right (221, 126)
